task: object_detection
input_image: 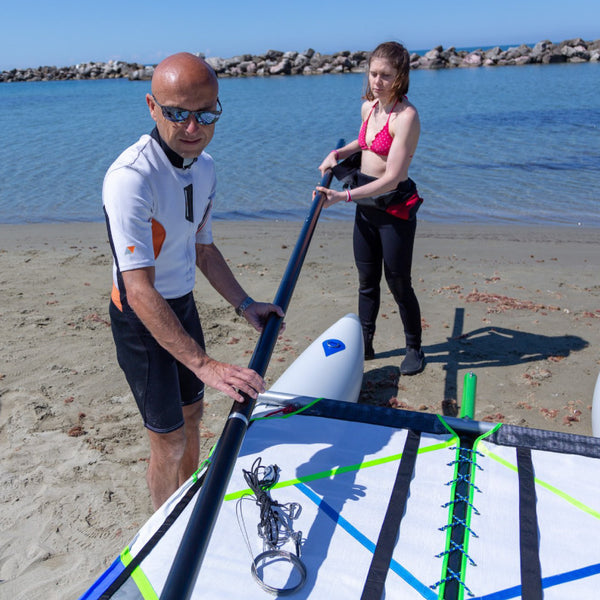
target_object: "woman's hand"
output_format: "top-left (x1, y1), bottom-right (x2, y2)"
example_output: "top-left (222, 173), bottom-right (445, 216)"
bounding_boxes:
top-left (315, 186), bottom-right (347, 208)
top-left (318, 151), bottom-right (338, 176)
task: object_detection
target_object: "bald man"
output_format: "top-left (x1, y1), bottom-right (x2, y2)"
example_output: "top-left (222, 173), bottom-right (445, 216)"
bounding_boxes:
top-left (103, 53), bottom-right (284, 509)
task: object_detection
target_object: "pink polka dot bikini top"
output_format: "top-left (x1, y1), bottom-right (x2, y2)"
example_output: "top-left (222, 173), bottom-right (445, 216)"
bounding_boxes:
top-left (358, 99), bottom-right (400, 157)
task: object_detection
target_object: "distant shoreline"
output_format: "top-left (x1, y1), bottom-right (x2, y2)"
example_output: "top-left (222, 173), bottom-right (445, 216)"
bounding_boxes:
top-left (1, 37), bottom-right (598, 83)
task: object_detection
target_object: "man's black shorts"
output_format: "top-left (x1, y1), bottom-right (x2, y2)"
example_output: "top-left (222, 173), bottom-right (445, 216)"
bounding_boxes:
top-left (109, 292), bottom-right (205, 433)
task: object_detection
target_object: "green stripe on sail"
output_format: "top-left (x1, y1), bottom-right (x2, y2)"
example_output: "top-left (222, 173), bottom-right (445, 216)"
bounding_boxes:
top-left (457, 424), bottom-right (502, 600)
top-left (224, 437), bottom-right (455, 502)
top-left (479, 443), bottom-right (600, 520)
top-left (120, 546), bottom-right (159, 599)
top-left (191, 444), bottom-right (217, 483)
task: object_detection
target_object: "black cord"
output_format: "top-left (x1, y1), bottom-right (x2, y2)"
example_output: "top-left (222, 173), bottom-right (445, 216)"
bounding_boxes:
top-left (242, 458), bottom-right (301, 551)
top-left (239, 457), bottom-right (307, 595)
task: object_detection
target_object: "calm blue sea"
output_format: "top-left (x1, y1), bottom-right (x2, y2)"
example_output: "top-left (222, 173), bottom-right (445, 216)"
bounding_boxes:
top-left (0, 62), bottom-right (598, 227)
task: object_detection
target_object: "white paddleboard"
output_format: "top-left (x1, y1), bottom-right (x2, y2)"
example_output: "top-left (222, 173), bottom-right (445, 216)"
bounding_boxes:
top-left (259, 313), bottom-right (364, 406)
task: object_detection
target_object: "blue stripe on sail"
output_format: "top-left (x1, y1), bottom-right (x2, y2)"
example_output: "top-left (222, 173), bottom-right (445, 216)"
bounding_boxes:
top-left (295, 482), bottom-right (436, 600)
top-left (472, 562), bottom-right (600, 599)
top-left (77, 555), bottom-right (126, 600)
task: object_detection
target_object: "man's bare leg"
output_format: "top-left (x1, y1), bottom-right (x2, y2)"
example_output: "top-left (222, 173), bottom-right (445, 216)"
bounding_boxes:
top-left (146, 427), bottom-right (186, 510)
top-left (145, 400), bottom-right (204, 510)
top-left (179, 401), bottom-right (204, 485)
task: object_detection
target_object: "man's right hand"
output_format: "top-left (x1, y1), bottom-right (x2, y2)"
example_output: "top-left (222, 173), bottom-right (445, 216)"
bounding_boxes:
top-left (196, 358), bottom-right (266, 403)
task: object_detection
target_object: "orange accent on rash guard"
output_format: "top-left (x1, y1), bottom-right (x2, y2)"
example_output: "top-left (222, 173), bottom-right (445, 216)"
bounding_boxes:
top-left (151, 219), bottom-right (166, 259)
top-left (111, 220), bottom-right (165, 312)
top-left (111, 283), bottom-right (123, 311)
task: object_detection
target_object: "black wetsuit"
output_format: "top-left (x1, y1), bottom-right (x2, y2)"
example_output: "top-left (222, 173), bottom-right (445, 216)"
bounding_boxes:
top-left (332, 153), bottom-right (423, 350)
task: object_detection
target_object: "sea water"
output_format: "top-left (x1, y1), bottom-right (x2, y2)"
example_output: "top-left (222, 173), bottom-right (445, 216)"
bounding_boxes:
top-left (0, 62), bottom-right (598, 227)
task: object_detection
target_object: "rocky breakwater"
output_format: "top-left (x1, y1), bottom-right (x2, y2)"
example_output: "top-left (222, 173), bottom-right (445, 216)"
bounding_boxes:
top-left (0, 60), bottom-right (154, 83)
top-left (204, 48), bottom-right (369, 76)
top-left (197, 39), bottom-right (600, 76)
top-left (412, 38), bottom-right (600, 69)
top-left (1, 38), bottom-right (598, 83)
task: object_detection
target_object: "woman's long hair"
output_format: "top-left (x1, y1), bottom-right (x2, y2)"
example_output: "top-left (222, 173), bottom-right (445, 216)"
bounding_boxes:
top-left (364, 41), bottom-right (411, 102)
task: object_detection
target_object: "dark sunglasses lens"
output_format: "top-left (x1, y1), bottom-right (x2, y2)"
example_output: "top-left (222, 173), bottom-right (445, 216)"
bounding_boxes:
top-left (196, 100), bottom-right (222, 125)
top-left (196, 112), bottom-right (219, 125)
top-left (163, 107), bottom-right (190, 122)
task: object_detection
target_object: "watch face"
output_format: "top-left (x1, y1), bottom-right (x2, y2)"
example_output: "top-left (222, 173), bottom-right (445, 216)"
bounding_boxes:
top-left (236, 297), bottom-right (253, 316)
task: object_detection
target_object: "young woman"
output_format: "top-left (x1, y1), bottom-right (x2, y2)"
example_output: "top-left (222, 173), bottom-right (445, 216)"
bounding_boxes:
top-left (317, 41), bottom-right (425, 375)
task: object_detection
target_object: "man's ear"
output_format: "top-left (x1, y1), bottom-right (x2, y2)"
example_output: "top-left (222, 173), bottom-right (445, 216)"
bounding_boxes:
top-left (146, 94), bottom-right (158, 122)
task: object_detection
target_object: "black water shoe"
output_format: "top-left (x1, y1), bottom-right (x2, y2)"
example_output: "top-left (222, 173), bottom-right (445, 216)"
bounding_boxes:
top-left (400, 347), bottom-right (425, 375)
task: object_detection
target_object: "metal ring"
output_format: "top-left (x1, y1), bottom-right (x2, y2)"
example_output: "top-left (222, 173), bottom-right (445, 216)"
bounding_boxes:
top-left (250, 549), bottom-right (307, 596)
top-left (228, 412), bottom-right (249, 426)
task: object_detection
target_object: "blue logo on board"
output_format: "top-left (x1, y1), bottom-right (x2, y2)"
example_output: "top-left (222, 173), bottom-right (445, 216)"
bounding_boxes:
top-left (322, 339), bottom-right (345, 357)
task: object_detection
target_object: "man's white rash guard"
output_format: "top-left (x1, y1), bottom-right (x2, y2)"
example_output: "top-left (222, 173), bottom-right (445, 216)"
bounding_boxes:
top-left (103, 134), bottom-right (214, 310)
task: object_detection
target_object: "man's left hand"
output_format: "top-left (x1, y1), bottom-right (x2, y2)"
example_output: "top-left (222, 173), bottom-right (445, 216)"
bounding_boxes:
top-left (243, 302), bottom-right (285, 332)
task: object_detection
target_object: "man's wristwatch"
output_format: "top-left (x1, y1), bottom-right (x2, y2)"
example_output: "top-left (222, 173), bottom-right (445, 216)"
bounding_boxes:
top-left (235, 296), bottom-right (255, 317)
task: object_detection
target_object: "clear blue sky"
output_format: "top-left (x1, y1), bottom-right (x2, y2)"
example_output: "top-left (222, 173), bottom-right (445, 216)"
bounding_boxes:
top-left (2, 0), bottom-right (598, 71)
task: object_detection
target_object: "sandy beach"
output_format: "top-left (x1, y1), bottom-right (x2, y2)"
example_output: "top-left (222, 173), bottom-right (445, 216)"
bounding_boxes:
top-left (1, 219), bottom-right (599, 598)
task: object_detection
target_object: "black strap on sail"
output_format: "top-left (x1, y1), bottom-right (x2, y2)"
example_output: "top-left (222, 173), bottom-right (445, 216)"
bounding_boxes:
top-left (517, 447), bottom-right (543, 600)
top-left (360, 429), bottom-right (421, 600)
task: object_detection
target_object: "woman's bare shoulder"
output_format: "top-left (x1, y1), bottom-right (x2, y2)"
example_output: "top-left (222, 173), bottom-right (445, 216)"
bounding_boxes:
top-left (361, 99), bottom-right (376, 119)
top-left (390, 100), bottom-right (420, 139)
top-left (393, 98), bottom-right (419, 124)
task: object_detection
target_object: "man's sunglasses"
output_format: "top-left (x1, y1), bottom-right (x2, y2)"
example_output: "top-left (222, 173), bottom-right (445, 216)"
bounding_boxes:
top-left (152, 96), bottom-right (222, 125)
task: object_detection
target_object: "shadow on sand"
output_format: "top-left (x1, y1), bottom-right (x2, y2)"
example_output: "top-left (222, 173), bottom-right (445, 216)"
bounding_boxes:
top-left (361, 307), bottom-right (588, 416)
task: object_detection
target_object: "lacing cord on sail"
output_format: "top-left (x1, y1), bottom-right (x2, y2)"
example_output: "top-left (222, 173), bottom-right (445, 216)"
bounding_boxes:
top-left (435, 539), bottom-right (477, 566)
top-left (439, 515), bottom-right (479, 539)
top-left (430, 445), bottom-right (483, 598)
top-left (236, 457), bottom-right (307, 596)
top-left (432, 567), bottom-right (476, 598)
top-left (442, 493), bottom-right (481, 515)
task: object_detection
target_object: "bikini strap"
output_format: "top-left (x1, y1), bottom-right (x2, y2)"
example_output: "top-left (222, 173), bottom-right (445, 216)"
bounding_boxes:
top-left (366, 100), bottom-right (378, 121)
top-left (384, 99), bottom-right (400, 124)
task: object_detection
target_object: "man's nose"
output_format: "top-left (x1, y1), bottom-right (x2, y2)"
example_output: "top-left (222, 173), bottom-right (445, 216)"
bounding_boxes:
top-left (184, 115), bottom-right (201, 134)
